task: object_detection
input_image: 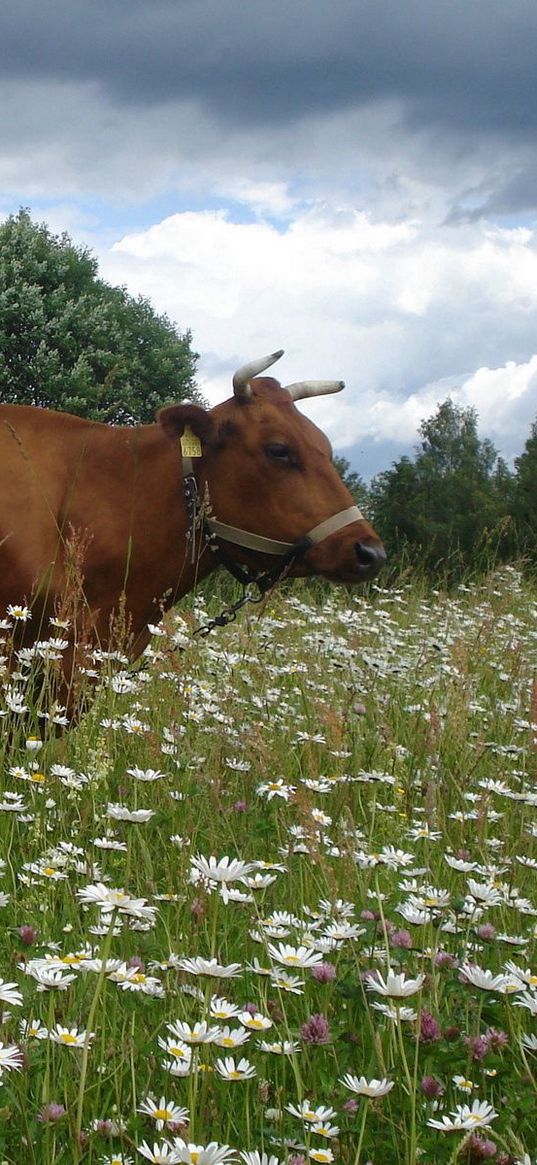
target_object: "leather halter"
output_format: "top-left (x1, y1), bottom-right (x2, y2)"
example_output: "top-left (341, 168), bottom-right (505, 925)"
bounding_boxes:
top-left (182, 453), bottom-right (364, 592)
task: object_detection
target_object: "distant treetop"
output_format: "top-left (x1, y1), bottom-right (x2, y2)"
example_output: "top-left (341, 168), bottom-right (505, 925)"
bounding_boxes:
top-left (0, 208), bottom-right (200, 424)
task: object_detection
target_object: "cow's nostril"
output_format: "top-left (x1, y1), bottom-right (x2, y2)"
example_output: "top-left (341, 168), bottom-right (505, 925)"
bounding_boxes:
top-left (354, 542), bottom-right (387, 575)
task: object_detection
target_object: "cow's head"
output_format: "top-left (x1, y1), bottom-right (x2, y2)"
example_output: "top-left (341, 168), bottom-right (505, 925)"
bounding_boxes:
top-left (158, 350), bottom-right (385, 584)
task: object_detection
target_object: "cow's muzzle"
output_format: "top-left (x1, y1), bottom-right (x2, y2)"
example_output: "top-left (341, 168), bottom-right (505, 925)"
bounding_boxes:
top-left (354, 541), bottom-right (387, 580)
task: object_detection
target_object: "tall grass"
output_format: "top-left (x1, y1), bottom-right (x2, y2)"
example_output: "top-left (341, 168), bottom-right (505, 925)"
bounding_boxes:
top-left (0, 567), bottom-right (536, 1164)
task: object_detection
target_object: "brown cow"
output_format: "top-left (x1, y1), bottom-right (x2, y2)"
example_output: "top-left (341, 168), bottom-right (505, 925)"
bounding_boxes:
top-left (0, 350), bottom-right (384, 709)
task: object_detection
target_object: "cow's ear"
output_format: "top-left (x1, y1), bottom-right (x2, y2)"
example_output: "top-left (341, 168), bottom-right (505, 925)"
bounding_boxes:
top-left (157, 403), bottom-right (217, 447)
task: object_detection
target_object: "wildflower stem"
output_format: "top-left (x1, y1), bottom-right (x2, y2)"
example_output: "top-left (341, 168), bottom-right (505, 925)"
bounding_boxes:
top-left (352, 1098), bottom-right (369, 1165)
top-left (395, 1011), bottom-right (417, 1165)
top-left (73, 910), bottom-right (117, 1156)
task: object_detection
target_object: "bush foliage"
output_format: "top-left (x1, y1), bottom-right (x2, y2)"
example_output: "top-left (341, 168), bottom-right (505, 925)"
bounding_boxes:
top-left (0, 209), bottom-right (199, 423)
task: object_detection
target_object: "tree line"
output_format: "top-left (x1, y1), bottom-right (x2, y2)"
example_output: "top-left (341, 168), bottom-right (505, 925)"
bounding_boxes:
top-left (336, 399), bottom-right (537, 581)
top-left (1, 210), bottom-right (535, 582)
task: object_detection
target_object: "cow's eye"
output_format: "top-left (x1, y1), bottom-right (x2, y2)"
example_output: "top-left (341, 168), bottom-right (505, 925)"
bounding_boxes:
top-left (265, 442), bottom-right (293, 464)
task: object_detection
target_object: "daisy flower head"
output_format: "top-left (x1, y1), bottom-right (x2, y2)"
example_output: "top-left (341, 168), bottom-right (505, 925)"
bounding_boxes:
top-left (0, 1042), bottom-right (24, 1074)
top-left (240, 1154), bottom-right (281, 1165)
top-left (310, 1121), bottom-right (340, 1139)
top-left (0, 979), bottom-right (23, 1007)
top-left (366, 970), bottom-right (425, 998)
top-left (158, 1036), bottom-right (193, 1063)
top-left (237, 1010), bottom-right (272, 1032)
top-left (138, 1096), bottom-right (189, 1131)
top-left (7, 604), bottom-right (31, 621)
top-left (167, 1020), bottom-right (220, 1045)
top-left (214, 1055), bottom-right (256, 1081)
top-left (127, 766), bottom-right (165, 782)
top-left (460, 963), bottom-right (520, 994)
top-left (106, 804), bottom-right (155, 823)
top-left (514, 992), bottom-right (537, 1015)
top-left (270, 971), bottom-right (305, 994)
top-left (100, 1155), bottom-right (134, 1165)
top-left (339, 1074), bottom-right (394, 1098)
top-left (162, 1059), bottom-right (193, 1079)
top-left (160, 1062), bottom-right (194, 1076)
top-left (210, 997), bottom-right (242, 1020)
top-left (137, 1143), bottom-right (182, 1164)
top-left (370, 1002), bottom-right (418, 1021)
top-left (49, 1025), bottom-right (93, 1047)
top-left (77, 882), bottom-right (156, 923)
top-left (20, 1018), bottom-right (48, 1040)
top-left (453, 1075), bottom-right (475, 1093)
top-left (286, 1101), bottom-right (337, 1123)
top-left (21, 963), bottom-right (76, 991)
top-left (256, 778), bottom-right (296, 801)
top-left (258, 1039), bottom-right (301, 1055)
top-left (214, 1025), bottom-right (250, 1049)
top-left (190, 854), bottom-right (257, 884)
top-left (171, 1139), bottom-right (236, 1164)
top-left (427, 1099), bottom-right (498, 1132)
top-left (176, 957), bottom-right (242, 979)
top-left (267, 942), bottom-right (324, 969)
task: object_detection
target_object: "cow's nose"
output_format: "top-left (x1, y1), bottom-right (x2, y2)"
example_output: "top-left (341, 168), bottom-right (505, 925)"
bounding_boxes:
top-left (354, 541), bottom-right (387, 578)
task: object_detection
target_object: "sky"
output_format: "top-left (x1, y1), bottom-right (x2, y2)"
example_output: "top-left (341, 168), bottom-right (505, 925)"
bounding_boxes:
top-left (1, 0), bottom-right (537, 479)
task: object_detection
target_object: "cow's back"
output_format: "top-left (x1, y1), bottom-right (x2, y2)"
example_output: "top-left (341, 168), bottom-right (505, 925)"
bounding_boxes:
top-left (0, 405), bottom-right (111, 611)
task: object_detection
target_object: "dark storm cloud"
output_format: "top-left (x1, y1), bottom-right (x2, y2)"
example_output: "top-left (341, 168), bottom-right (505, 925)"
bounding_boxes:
top-left (2, 0), bottom-right (537, 137)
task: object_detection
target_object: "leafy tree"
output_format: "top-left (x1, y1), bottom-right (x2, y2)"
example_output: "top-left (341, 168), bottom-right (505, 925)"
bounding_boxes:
top-left (0, 209), bottom-right (199, 423)
top-left (369, 456), bottom-right (421, 553)
top-left (333, 454), bottom-right (370, 510)
top-left (370, 399), bottom-right (513, 577)
top-left (514, 418), bottom-right (537, 560)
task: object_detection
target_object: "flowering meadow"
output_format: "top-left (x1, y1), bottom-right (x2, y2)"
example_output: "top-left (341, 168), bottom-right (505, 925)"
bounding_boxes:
top-left (0, 567), bottom-right (536, 1165)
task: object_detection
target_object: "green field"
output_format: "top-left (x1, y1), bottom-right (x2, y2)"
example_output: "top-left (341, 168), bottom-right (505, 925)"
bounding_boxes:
top-left (0, 569), bottom-right (536, 1165)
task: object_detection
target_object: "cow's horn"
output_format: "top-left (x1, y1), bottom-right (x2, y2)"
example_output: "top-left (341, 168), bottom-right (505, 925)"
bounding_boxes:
top-left (284, 380), bottom-right (345, 402)
top-left (233, 349), bottom-right (285, 401)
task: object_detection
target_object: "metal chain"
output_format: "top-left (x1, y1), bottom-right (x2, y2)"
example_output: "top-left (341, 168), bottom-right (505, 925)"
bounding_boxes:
top-left (194, 585), bottom-right (266, 636)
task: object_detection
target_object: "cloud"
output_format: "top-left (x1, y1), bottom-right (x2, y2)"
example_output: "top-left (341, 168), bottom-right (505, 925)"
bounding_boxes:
top-left (2, 0), bottom-right (537, 480)
top-left (2, 0), bottom-right (536, 137)
top-left (95, 204), bottom-right (537, 471)
top-left (1, 1), bottom-right (537, 222)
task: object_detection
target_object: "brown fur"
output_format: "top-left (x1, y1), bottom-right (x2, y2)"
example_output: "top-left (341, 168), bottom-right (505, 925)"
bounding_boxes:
top-left (0, 379), bottom-right (383, 704)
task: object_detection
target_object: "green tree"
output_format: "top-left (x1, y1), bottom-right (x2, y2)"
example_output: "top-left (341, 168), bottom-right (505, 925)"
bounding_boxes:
top-left (0, 208), bottom-right (199, 423)
top-left (370, 399), bottom-right (513, 577)
top-left (333, 454), bottom-right (370, 510)
top-left (514, 417), bottom-right (537, 560)
top-left (369, 456), bottom-right (421, 554)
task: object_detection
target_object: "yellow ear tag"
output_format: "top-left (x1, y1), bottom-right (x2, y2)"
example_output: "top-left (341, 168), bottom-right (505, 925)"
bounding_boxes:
top-left (180, 425), bottom-right (202, 458)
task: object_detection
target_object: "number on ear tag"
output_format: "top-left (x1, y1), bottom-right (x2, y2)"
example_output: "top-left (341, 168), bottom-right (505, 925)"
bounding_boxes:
top-left (180, 425), bottom-right (202, 458)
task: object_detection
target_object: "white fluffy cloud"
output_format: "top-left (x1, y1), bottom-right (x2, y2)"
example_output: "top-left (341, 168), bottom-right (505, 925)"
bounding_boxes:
top-left (98, 203), bottom-right (537, 467)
